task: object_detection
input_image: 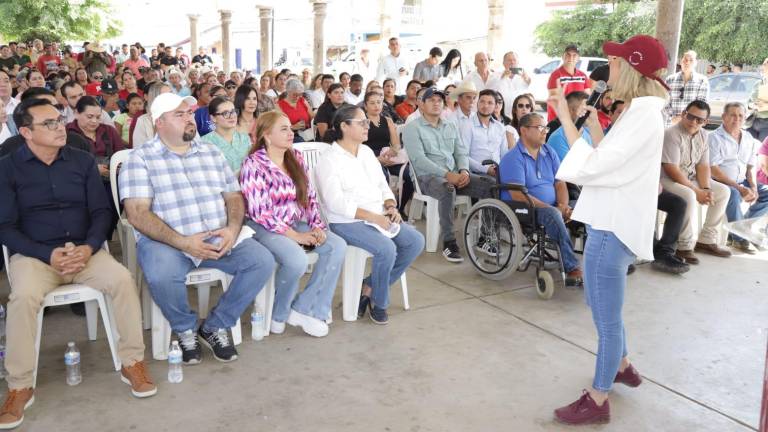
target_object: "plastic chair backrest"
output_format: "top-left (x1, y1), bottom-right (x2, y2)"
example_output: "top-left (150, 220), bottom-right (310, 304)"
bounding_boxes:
top-left (292, 142), bottom-right (330, 179)
top-left (109, 149), bottom-right (133, 211)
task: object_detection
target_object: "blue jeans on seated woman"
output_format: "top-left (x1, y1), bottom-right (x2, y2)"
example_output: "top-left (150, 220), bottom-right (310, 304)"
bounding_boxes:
top-left (248, 220), bottom-right (346, 323)
top-left (583, 226), bottom-right (636, 393)
top-left (535, 206), bottom-right (580, 272)
top-left (137, 235), bottom-right (275, 334)
top-left (330, 221), bottom-right (424, 310)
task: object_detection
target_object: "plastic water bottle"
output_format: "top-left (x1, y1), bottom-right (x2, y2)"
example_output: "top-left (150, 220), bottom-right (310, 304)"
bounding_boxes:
top-left (251, 308), bottom-right (264, 341)
top-left (0, 305), bottom-right (6, 378)
top-left (64, 342), bottom-right (81, 386)
top-left (167, 341), bottom-right (183, 383)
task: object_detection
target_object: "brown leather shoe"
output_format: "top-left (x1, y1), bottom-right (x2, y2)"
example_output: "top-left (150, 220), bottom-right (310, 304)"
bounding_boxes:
top-left (731, 239), bottom-right (757, 255)
top-left (121, 360), bottom-right (157, 398)
top-left (554, 390), bottom-right (610, 425)
top-left (695, 242), bottom-right (732, 258)
top-left (0, 388), bottom-right (34, 430)
top-left (675, 249), bottom-right (699, 265)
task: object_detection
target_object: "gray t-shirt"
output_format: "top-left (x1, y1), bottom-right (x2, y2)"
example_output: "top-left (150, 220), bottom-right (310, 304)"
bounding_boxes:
top-left (661, 123), bottom-right (709, 181)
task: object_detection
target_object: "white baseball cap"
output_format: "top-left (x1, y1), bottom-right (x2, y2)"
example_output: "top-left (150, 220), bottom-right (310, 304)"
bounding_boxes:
top-left (151, 93), bottom-right (197, 123)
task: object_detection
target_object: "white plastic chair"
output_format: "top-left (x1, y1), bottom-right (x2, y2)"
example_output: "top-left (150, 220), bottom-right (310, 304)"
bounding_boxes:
top-left (341, 246), bottom-right (409, 322)
top-left (407, 163), bottom-right (472, 253)
top-left (2, 245), bottom-right (120, 388)
top-left (109, 150), bottom-right (242, 360)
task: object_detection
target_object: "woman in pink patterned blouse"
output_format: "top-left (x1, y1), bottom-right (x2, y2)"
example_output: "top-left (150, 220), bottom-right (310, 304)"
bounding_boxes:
top-left (240, 111), bottom-right (346, 338)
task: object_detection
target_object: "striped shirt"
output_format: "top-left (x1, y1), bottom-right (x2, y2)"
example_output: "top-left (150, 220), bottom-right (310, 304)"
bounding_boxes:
top-left (664, 71), bottom-right (709, 123)
top-left (240, 148), bottom-right (325, 234)
top-left (118, 135), bottom-right (240, 241)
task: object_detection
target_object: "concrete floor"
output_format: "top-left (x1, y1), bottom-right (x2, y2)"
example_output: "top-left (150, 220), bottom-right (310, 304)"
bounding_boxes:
top-left (0, 227), bottom-right (765, 432)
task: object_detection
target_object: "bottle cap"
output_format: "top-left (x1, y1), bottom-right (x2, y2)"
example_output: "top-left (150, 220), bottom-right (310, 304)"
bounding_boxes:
top-left (67, 341), bottom-right (75, 347)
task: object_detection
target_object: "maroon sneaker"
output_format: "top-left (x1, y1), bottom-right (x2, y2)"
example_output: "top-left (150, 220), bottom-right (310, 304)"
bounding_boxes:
top-left (614, 364), bottom-right (643, 387)
top-left (554, 390), bottom-right (610, 425)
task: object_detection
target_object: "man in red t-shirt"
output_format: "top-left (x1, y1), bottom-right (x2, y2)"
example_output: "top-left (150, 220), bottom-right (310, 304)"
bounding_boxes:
top-left (546, 44), bottom-right (589, 121)
top-left (35, 43), bottom-right (61, 77)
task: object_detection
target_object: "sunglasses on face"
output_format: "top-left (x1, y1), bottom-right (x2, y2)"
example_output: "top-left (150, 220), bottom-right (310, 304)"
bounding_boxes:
top-left (684, 112), bottom-right (708, 124)
top-left (516, 103), bottom-right (532, 109)
top-left (93, 75), bottom-right (103, 80)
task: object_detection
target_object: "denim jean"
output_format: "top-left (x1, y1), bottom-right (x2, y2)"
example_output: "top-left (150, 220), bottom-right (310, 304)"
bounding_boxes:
top-left (535, 206), bottom-right (580, 272)
top-left (417, 173), bottom-right (494, 244)
top-left (137, 235), bottom-right (275, 333)
top-left (330, 221), bottom-right (424, 310)
top-left (248, 220), bottom-right (346, 322)
top-left (583, 226), bottom-right (636, 392)
top-left (726, 181), bottom-right (768, 240)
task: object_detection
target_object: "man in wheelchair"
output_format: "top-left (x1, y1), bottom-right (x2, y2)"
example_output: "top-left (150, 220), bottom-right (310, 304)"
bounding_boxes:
top-left (497, 112), bottom-right (583, 283)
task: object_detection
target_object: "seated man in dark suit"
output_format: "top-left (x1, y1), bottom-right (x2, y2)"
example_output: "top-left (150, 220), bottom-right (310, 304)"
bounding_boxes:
top-left (499, 112), bottom-right (582, 281)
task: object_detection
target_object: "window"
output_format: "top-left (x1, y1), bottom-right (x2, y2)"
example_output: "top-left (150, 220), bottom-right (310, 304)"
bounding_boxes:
top-left (708, 75), bottom-right (735, 93)
top-left (587, 60), bottom-right (608, 72)
top-left (537, 60), bottom-right (560, 74)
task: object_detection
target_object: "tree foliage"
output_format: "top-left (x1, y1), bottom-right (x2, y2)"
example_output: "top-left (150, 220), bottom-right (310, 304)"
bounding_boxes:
top-left (534, 0), bottom-right (655, 58)
top-left (535, 0), bottom-right (768, 65)
top-left (0, 0), bottom-right (121, 43)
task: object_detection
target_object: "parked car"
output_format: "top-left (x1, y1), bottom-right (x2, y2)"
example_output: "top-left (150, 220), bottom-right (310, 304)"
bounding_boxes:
top-left (529, 57), bottom-right (608, 107)
top-left (705, 72), bottom-right (761, 127)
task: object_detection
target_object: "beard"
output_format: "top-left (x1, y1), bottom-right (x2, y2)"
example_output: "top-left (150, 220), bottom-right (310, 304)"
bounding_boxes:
top-left (182, 125), bottom-right (196, 141)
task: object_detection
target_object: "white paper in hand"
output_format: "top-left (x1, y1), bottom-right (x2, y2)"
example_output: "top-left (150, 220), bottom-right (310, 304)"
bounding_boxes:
top-left (364, 221), bottom-right (401, 238)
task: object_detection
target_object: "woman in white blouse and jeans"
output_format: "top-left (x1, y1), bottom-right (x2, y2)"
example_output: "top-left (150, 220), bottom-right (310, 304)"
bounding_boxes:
top-left (550, 35), bottom-right (670, 425)
top-left (315, 105), bottom-right (425, 325)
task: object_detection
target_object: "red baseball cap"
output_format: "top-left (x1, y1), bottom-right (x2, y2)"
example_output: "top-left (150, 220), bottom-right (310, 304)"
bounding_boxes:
top-left (602, 34), bottom-right (670, 90)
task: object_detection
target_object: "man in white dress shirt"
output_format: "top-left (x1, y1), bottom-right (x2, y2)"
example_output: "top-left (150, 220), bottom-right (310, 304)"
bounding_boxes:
top-left (462, 52), bottom-right (492, 92)
top-left (463, 89), bottom-right (508, 177)
top-left (376, 37), bottom-right (410, 90)
top-left (487, 51), bottom-right (531, 117)
top-left (343, 74), bottom-right (364, 105)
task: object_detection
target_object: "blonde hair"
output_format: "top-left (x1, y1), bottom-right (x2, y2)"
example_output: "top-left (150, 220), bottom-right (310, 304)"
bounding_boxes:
top-left (610, 57), bottom-right (669, 103)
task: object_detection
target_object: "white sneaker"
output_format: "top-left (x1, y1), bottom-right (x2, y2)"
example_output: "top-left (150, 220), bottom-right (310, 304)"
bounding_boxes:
top-left (287, 310), bottom-right (329, 337)
top-left (270, 320), bottom-right (285, 334)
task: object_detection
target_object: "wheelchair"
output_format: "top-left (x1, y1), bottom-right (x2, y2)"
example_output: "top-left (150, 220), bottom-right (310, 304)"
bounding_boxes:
top-left (461, 162), bottom-right (583, 300)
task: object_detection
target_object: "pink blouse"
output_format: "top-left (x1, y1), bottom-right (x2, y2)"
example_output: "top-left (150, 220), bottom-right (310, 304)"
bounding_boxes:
top-left (240, 148), bottom-right (326, 234)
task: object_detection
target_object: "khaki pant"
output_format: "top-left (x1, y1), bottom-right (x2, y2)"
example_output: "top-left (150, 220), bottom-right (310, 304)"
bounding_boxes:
top-left (660, 178), bottom-right (729, 250)
top-left (6, 250), bottom-right (144, 389)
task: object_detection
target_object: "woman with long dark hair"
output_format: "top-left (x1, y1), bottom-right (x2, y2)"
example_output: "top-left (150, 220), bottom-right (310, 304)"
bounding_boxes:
top-left (439, 48), bottom-right (463, 84)
top-left (314, 105), bottom-right (424, 324)
top-left (235, 85), bottom-right (259, 142)
top-left (314, 82), bottom-right (347, 141)
top-left (240, 112), bottom-right (345, 337)
top-left (551, 35), bottom-right (670, 425)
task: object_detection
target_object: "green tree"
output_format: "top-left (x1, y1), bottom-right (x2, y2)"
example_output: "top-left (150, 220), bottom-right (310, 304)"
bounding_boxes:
top-left (535, 0), bottom-right (768, 65)
top-left (679, 0), bottom-right (768, 65)
top-left (0, 0), bottom-right (121, 43)
top-left (534, 0), bottom-right (655, 58)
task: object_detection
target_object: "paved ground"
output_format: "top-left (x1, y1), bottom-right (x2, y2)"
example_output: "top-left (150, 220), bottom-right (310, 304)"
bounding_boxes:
top-left (0, 226), bottom-right (764, 432)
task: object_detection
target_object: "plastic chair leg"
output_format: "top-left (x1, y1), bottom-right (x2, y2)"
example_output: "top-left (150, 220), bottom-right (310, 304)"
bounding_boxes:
top-left (400, 273), bottom-right (410, 310)
top-left (425, 200), bottom-right (441, 253)
top-left (97, 294), bottom-right (121, 371)
top-left (33, 307), bottom-right (44, 389)
top-left (151, 301), bottom-right (170, 361)
top-left (140, 279), bottom-right (152, 331)
top-left (86, 299), bottom-right (98, 341)
top-left (197, 284), bottom-right (211, 318)
top-left (342, 249), bottom-right (365, 322)
top-left (410, 199), bottom-right (424, 221)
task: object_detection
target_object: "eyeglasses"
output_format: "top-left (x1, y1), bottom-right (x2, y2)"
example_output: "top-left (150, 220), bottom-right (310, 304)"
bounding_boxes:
top-left (684, 112), bottom-right (708, 125)
top-left (516, 103), bottom-right (532, 109)
top-left (523, 125), bottom-right (549, 133)
top-left (213, 109), bottom-right (237, 119)
top-left (225, 85), bottom-right (236, 90)
top-left (346, 119), bottom-right (371, 128)
top-left (28, 116), bottom-right (66, 131)
top-left (93, 75), bottom-right (103, 80)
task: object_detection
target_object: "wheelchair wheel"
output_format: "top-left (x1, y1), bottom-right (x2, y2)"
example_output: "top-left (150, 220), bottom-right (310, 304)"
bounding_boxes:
top-left (462, 199), bottom-right (525, 281)
top-left (535, 270), bottom-right (555, 300)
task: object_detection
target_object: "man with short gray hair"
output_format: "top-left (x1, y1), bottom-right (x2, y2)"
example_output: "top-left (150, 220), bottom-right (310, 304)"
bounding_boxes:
top-left (708, 102), bottom-right (766, 253)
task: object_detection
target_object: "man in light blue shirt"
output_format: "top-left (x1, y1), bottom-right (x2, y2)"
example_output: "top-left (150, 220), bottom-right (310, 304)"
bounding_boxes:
top-left (463, 89), bottom-right (508, 177)
top-left (546, 91), bottom-right (592, 161)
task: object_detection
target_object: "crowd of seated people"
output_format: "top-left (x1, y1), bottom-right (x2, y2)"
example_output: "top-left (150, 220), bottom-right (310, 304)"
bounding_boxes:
top-left (0, 38), bottom-right (766, 430)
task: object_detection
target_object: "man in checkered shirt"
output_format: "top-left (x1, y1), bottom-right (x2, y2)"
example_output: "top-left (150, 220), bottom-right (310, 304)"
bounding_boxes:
top-left (664, 50), bottom-right (710, 126)
top-left (119, 93), bottom-right (275, 365)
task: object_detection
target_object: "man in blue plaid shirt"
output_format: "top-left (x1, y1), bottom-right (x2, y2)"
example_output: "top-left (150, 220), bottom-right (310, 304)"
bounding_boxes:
top-left (664, 50), bottom-right (709, 126)
top-left (119, 93), bottom-right (275, 365)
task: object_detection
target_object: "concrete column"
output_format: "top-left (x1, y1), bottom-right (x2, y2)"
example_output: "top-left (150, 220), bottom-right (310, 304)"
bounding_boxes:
top-left (311, 1), bottom-right (328, 75)
top-left (379, 0), bottom-right (405, 43)
top-left (257, 6), bottom-right (273, 73)
top-left (188, 14), bottom-right (200, 57)
top-left (487, 0), bottom-right (505, 62)
top-left (219, 9), bottom-right (233, 74)
top-left (655, 0), bottom-right (685, 72)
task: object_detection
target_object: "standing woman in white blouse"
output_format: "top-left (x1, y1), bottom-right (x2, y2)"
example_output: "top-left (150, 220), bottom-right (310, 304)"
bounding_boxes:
top-left (314, 105), bottom-right (425, 325)
top-left (551, 35), bottom-right (670, 425)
